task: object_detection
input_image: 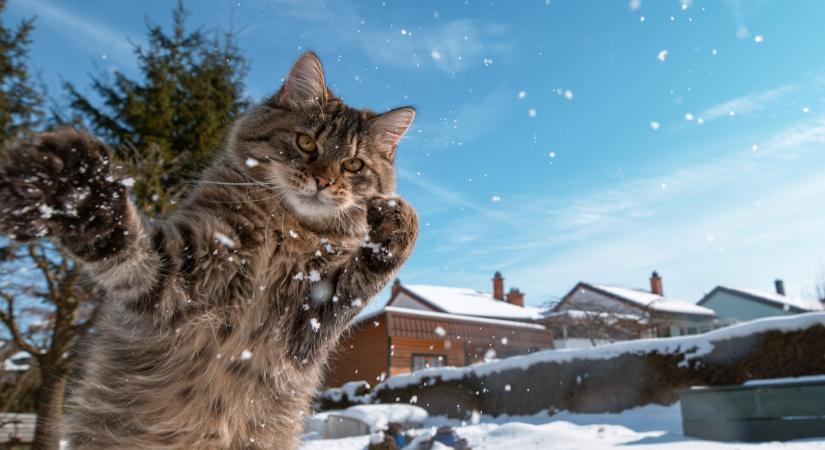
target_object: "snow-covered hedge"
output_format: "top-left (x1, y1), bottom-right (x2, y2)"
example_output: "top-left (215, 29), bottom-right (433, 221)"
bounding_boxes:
top-left (318, 380), bottom-right (372, 410)
top-left (367, 313), bottom-right (825, 418)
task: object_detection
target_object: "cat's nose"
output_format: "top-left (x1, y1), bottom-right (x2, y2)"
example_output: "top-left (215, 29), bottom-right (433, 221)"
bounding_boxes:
top-left (315, 175), bottom-right (332, 190)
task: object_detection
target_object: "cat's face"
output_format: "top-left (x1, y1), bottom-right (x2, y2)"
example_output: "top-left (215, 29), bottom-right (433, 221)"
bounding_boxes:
top-left (228, 53), bottom-right (414, 221)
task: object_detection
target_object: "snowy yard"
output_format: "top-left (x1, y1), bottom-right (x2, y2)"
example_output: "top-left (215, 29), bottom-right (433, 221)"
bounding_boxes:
top-left (301, 403), bottom-right (825, 449)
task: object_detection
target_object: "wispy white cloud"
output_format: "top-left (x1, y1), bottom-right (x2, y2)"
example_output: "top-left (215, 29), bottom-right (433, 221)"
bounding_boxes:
top-left (416, 89), bottom-right (510, 150)
top-left (720, 0), bottom-right (769, 39)
top-left (697, 84), bottom-right (797, 123)
top-left (18, 0), bottom-right (135, 67)
top-left (244, 0), bottom-right (508, 73)
top-left (397, 167), bottom-right (515, 225)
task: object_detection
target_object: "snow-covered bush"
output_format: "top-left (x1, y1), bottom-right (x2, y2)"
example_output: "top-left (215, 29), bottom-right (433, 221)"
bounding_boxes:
top-left (319, 380), bottom-right (373, 410)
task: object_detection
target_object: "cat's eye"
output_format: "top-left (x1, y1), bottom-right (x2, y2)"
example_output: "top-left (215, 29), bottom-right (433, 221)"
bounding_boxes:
top-left (296, 133), bottom-right (317, 153)
top-left (342, 158), bottom-right (364, 172)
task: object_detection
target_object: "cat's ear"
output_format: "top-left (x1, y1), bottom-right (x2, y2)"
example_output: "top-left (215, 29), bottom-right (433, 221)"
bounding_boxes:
top-left (275, 52), bottom-right (327, 108)
top-left (369, 107), bottom-right (415, 160)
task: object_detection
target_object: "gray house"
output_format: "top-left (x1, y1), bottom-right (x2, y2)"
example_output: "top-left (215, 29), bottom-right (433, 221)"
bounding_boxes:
top-left (697, 279), bottom-right (824, 324)
top-left (542, 272), bottom-right (717, 348)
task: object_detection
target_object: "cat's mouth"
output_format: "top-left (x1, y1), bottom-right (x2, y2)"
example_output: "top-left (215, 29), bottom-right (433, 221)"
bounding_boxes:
top-left (285, 191), bottom-right (341, 218)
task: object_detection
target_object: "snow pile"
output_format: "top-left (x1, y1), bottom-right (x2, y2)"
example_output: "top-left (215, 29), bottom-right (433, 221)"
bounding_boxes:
top-left (301, 402), bottom-right (825, 449)
top-left (335, 404), bottom-right (428, 432)
top-left (377, 312), bottom-right (825, 390)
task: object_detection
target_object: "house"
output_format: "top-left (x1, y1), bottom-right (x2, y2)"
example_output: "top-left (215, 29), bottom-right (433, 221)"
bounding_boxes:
top-left (697, 279), bottom-right (824, 324)
top-left (541, 272), bottom-right (717, 348)
top-left (324, 273), bottom-right (554, 388)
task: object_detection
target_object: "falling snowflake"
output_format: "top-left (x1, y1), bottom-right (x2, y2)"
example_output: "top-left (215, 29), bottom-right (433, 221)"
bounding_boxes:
top-left (289, 230), bottom-right (299, 238)
top-left (754, 35), bottom-right (764, 43)
top-left (629, 0), bottom-right (641, 11)
top-left (802, 106), bottom-right (811, 113)
top-left (517, 90), bottom-right (526, 99)
top-left (120, 177), bottom-right (136, 187)
top-left (563, 90), bottom-right (574, 100)
top-left (649, 121), bottom-right (660, 130)
top-left (501, 337), bottom-right (509, 345)
top-left (310, 280), bottom-right (333, 303)
top-left (491, 195), bottom-right (502, 203)
top-left (657, 50), bottom-right (668, 62)
top-left (434, 326), bottom-right (446, 337)
top-left (484, 349), bottom-right (497, 361)
top-left (310, 317), bottom-right (321, 332)
top-left (430, 50), bottom-right (442, 61)
top-left (528, 108), bottom-right (537, 118)
top-left (684, 112), bottom-right (694, 121)
top-left (245, 158), bottom-right (260, 167)
top-left (504, 384), bottom-right (512, 392)
top-left (240, 349), bottom-right (252, 360)
top-left (548, 151), bottom-right (556, 158)
top-left (308, 270), bottom-right (321, 282)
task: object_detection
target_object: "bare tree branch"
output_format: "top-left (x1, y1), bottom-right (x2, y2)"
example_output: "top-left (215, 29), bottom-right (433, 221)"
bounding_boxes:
top-left (0, 290), bottom-right (43, 356)
top-left (27, 244), bottom-right (58, 300)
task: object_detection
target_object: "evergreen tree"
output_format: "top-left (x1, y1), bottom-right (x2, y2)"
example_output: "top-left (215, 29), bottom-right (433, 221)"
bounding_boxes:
top-left (0, 0), bottom-right (43, 143)
top-left (65, 0), bottom-right (248, 215)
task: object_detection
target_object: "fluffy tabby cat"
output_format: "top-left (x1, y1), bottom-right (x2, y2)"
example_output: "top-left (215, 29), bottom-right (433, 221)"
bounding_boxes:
top-left (0, 52), bottom-right (418, 449)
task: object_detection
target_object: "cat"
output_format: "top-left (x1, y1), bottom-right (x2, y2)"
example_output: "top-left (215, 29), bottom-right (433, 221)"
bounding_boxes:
top-left (0, 52), bottom-right (418, 449)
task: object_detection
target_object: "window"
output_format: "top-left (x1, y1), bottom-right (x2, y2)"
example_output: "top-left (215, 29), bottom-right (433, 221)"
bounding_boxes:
top-left (411, 353), bottom-right (446, 371)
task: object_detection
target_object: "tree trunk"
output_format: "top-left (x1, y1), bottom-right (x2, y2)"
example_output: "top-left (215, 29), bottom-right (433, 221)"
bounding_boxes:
top-left (31, 369), bottom-right (67, 450)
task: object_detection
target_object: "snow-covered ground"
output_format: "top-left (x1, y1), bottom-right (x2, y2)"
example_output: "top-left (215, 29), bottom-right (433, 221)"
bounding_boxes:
top-left (301, 403), bottom-right (825, 449)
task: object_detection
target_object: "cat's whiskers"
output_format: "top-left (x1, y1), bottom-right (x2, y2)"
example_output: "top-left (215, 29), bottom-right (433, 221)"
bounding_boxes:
top-left (196, 180), bottom-right (280, 187)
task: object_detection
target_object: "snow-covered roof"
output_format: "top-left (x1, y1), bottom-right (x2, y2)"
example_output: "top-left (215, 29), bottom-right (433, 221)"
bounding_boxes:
top-left (400, 284), bottom-right (542, 320)
top-left (714, 286), bottom-right (824, 312)
top-left (590, 284), bottom-right (716, 317)
top-left (543, 308), bottom-right (645, 322)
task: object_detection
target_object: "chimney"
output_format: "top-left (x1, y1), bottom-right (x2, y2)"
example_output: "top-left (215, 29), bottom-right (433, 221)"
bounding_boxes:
top-left (492, 271), bottom-right (504, 300)
top-left (391, 278), bottom-right (402, 298)
top-left (506, 288), bottom-right (524, 307)
top-left (650, 271), bottom-right (663, 296)
top-left (774, 279), bottom-right (785, 296)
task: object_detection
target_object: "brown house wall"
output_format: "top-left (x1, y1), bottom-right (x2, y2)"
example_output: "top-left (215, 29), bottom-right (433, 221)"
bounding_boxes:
top-left (325, 314), bottom-right (389, 388)
top-left (389, 337), bottom-right (465, 377)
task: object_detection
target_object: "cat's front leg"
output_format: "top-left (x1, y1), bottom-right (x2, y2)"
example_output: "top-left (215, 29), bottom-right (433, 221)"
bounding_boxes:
top-left (288, 196), bottom-right (418, 362)
top-left (0, 130), bottom-right (169, 310)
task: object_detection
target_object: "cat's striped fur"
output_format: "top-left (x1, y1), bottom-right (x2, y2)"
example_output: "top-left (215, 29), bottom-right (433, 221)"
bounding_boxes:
top-left (0, 53), bottom-right (418, 449)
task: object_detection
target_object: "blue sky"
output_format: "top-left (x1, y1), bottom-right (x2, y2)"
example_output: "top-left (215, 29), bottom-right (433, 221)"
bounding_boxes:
top-left (7, 0), bottom-right (825, 307)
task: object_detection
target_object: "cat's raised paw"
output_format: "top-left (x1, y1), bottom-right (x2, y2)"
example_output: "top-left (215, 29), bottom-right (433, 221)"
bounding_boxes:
top-left (0, 129), bottom-right (128, 245)
top-left (361, 196), bottom-right (418, 271)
